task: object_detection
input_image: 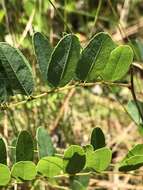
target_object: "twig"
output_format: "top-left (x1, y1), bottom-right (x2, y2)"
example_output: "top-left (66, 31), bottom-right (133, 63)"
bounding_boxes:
top-left (130, 67), bottom-right (143, 123)
top-left (0, 81), bottom-right (130, 111)
top-left (89, 0), bottom-right (102, 38)
top-left (48, 0), bottom-right (72, 33)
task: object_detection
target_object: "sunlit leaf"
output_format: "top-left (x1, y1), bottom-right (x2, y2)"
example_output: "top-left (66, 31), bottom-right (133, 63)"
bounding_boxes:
top-left (37, 156), bottom-right (63, 177)
top-left (119, 155), bottom-right (143, 171)
top-left (0, 164), bottom-right (10, 186)
top-left (85, 147), bottom-right (112, 172)
top-left (102, 45), bottom-right (133, 81)
top-left (76, 32), bottom-right (117, 81)
top-left (11, 161), bottom-right (37, 181)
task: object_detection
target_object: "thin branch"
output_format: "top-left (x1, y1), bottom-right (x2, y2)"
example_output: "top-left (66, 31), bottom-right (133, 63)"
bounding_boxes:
top-left (48, 0), bottom-right (72, 33)
top-left (0, 81), bottom-right (131, 111)
top-left (89, 0), bottom-right (102, 38)
top-left (130, 67), bottom-right (143, 123)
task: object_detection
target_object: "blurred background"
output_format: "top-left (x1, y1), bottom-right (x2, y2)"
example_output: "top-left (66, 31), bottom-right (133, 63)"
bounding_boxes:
top-left (1, 0), bottom-right (143, 189)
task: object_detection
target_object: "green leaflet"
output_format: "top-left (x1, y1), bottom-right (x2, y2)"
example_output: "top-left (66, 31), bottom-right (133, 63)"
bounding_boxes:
top-left (37, 156), bottom-right (63, 177)
top-left (126, 100), bottom-right (143, 125)
top-left (85, 147), bottom-right (112, 172)
top-left (63, 145), bottom-right (86, 174)
top-left (33, 32), bottom-right (53, 81)
top-left (70, 176), bottom-right (90, 190)
top-left (119, 144), bottom-right (143, 171)
top-left (0, 42), bottom-right (34, 96)
top-left (0, 164), bottom-right (10, 186)
top-left (102, 45), bottom-right (133, 81)
top-left (90, 127), bottom-right (106, 150)
top-left (16, 131), bottom-right (34, 162)
top-left (11, 161), bottom-right (37, 180)
top-left (122, 144), bottom-right (143, 161)
top-left (71, 180), bottom-right (86, 190)
top-left (47, 34), bottom-right (80, 87)
top-left (119, 155), bottom-right (143, 172)
top-left (0, 138), bottom-right (7, 165)
top-left (76, 32), bottom-right (117, 81)
top-left (36, 127), bottom-right (55, 158)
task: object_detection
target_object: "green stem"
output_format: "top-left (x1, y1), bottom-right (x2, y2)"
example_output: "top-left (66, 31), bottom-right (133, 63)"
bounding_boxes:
top-left (0, 81), bottom-right (130, 111)
top-left (89, 0), bottom-right (103, 38)
top-left (130, 67), bottom-right (143, 123)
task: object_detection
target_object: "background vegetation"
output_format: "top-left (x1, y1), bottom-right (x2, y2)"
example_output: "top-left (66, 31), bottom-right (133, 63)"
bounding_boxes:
top-left (1, 0), bottom-right (143, 189)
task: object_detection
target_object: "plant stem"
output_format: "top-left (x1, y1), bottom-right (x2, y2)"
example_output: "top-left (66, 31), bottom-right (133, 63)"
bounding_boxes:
top-left (48, 0), bottom-right (72, 33)
top-left (130, 67), bottom-right (143, 123)
top-left (89, 0), bottom-right (102, 38)
top-left (0, 81), bottom-right (130, 111)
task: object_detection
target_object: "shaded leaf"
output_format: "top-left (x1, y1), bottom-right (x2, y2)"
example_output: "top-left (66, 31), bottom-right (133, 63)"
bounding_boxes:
top-left (0, 42), bottom-right (34, 96)
top-left (0, 138), bottom-right (7, 165)
top-left (71, 176), bottom-right (90, 190)
top-left (90, 127), bottom-right (106, 150)
top-left (0, 62), bottom-right (13, 102)
top-left (11, 161), bottom-right (37, 180)
top-left (63, 145), bottom-right (86, 174)
top-left (33, 32), bottom-right (53, 81)
top-left (102, 45), bottom-right (133, 81)
top-left (47, 34), bottom-right (80, 87)
top-left (37, 156), bottom-right (63, 177)
top-left (16, 131), bottom-right (34, 162)
top-left (76, 32), bottom-right (117, 81)
top-left (36, 127), bottom-right (55, 158)
top-left (71, 180), bottom-right (86, 190)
